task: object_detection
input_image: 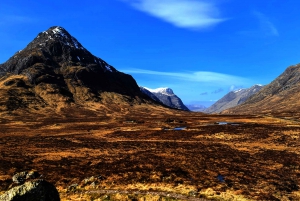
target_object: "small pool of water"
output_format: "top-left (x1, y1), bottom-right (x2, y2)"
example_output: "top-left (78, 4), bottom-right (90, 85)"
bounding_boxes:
top-left (216, 122), bottom-right (228, 125)
top-left (173, 127), bottom-right (187, 130)
top-left (215, 122), bottom-right (240, 126)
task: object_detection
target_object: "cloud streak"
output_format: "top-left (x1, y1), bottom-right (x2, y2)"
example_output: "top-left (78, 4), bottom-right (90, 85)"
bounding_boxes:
top-left (238, 11), bottom-right (279, 38)
top-left (0, 15), bottom-right (36, 26)
top-left (253, 11), bottom-right (279, 37)
top-left (121, 68), bottom-right (249, 85)
top-left (122, 0), bottom-right (226, 30)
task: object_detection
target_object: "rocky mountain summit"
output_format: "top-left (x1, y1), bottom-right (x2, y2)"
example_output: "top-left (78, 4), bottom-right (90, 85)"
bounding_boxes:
top-left (0, 26), bottom-right (117, 76)
top-left (223, 64), bottom-right (300, 114)
top-left (204, 84), bottom-right (263, 113)
top-left (0, 26), bottom-right (155, 114)
top-left (140, 87), bottom-right (189, 111)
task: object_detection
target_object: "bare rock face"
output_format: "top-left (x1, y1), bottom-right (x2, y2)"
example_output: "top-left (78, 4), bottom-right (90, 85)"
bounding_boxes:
top-left (0, 180), bottom-right (60, 201)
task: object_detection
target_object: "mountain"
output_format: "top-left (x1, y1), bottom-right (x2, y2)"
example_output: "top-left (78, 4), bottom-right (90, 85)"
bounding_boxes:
top-left (186, 104), bottom-right (207, 112)
top-left (140, 87), bottom-right (189, 111)
top-left (223, 64), bottom-right (300, 115)
top-left (204, 84), bottom-right (264, 114)
top-left (0, 26), bottom-right (156, 114)
top-left (139, 87), bottom-right (162, 103)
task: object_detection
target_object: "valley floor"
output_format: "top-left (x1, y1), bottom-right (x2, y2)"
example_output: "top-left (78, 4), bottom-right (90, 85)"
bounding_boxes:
top-left (0, 107), bottom-right (299, 200)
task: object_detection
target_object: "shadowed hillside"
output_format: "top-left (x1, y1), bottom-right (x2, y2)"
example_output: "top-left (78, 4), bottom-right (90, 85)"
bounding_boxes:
top-left (223, 64), bottom-right (300, 116)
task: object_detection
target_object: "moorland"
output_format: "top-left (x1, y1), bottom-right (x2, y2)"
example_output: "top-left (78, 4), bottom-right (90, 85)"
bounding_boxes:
top-left (0, 106), bottom-right (299, 201)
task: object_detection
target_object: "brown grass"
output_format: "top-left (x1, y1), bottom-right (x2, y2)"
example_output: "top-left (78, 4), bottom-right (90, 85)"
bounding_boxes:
top-left (0, 107), bottom-right (299, 200)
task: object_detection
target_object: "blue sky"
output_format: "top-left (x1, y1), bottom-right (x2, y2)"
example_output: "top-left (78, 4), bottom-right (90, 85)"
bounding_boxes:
top-left (1, 0), bottom-right (300, 107)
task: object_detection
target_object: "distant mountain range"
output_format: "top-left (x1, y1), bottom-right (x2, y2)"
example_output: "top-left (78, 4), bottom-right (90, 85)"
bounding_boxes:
top-left (223, 64), bottom-right (300, 115)
top-left (185, 104), bottom-right (207, 112)
top-left (204, 84), bottom-right (264, 113)
top-left (140, 87), bottom-right (189, 111)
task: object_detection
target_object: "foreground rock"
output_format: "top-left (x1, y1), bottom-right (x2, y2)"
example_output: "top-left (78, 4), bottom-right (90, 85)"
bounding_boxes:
top-left (12, 170), bottom-right (40, 184)
top-left (0, 180), bottom-right (60, 201)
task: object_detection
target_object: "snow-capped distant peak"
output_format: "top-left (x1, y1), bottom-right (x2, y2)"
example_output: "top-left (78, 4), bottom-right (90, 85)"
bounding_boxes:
top-left (233, 85), bottom-right (263, 93)
top-left (233, 89), bottom-right (244, 93)
top-left (144, 87), bottom-right (174, 95)
top-left (140, 86), bottom-right (189, 111)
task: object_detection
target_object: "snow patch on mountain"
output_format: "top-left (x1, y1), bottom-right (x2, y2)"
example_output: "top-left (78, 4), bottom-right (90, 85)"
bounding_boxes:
top-left (41, 26), bottom-right (84, 50)
top-left (144, 87), bottom-right (174, 96)
top-left (234, 89), bottom-right (243, 93)
top-left (52, 27), bottom-right (64, 35)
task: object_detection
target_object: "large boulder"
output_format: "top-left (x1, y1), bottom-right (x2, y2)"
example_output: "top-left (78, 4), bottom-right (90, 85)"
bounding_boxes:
top-left (0, 180), bottom-right (60, 201)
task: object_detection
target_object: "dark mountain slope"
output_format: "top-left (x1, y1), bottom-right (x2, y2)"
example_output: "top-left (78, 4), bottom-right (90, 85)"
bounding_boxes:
top-left (0, 26), bottom-right (155, 114)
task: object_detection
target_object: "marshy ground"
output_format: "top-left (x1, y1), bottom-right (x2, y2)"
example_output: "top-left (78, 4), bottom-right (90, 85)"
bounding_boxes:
top-left (0, 107), bottom-right (299, 200)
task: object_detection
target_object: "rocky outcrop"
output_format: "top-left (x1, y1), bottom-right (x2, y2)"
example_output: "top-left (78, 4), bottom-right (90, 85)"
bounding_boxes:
top-left (0, 172), bottom-right (60, 201)
top-left (0, 180), bottom-right (60, 201)
top-left (12, 171), bottom-right (40, 184)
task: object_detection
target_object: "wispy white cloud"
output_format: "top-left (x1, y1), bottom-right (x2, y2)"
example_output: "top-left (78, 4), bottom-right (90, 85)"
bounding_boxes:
top-left (253, 11), bottom-right (279, 37)
top-left (121, 68), bottom-right (249, 85)
top-left (239, 11), bottom-right (279, 37)
top-left (123, 68), bottom-right (255, 104)
top-left (121, 0), bottom-right (226, 30)
top-left (0, 15), bottom-right (36, 26)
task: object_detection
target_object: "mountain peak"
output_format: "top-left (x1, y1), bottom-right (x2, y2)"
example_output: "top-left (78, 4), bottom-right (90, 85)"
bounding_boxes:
top-left (254, 84), bottom-right (263, 86)
top-left (141, 87), bottom-right (189, 111)
top-left (45, 26), bottom-right (67, 36)
top-left (34, 26), bottom-right (85, 50)
top-left (49, 26), bottom-right (66, 34)
top-left (0, 26), bottom-right (117, 74)
top-left (145, 87), bottom-right (174, 96)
